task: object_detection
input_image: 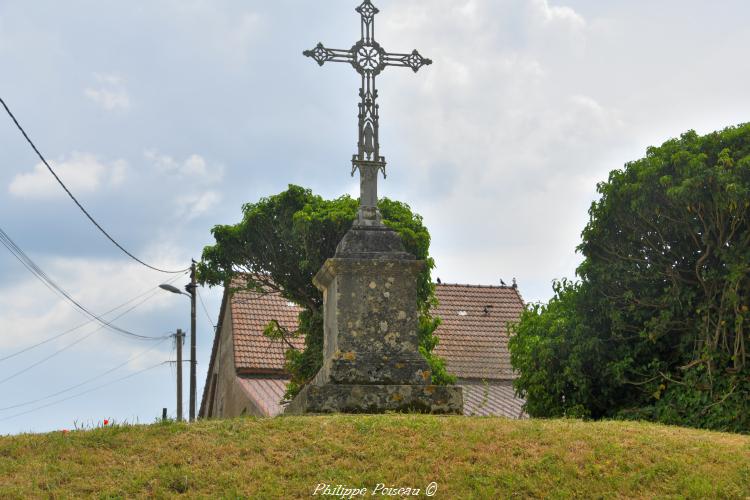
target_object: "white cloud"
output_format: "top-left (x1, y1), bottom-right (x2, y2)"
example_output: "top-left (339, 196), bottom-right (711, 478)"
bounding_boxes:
top-left (143, 151), bottom-right (224, 221)
top-left (84, 73), bottom-right (131, 111)
top-left (531, 0), bottom-right (585, 29)
top-left (0, 256), bottom-right (180, 354)
top-left (8, 153), bottom-right (128, 199)
top-left (373, 0), bottom-right (622, 301)
top-left (174, 191), bottom-right (222, 221)
top-left (144, 151), bottom-right (225, 184)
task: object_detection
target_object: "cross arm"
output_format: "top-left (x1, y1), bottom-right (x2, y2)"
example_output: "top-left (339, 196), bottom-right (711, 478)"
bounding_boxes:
top-left (303, 43), bottom-right (355, 66)
top-left (383, 49), bottom-right (432, 73)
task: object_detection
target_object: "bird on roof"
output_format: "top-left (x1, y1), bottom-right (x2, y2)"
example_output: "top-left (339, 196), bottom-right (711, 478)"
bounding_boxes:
top-left (437, 277), bottom-right (442, 284)
top-left (500, 279), bottom-right (507, 287)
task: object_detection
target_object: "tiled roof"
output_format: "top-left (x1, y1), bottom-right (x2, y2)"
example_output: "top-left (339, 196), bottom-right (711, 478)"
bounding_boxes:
top-left (461, 381), bottom-right (527, 418)
top-left (236, 377), bottom-right (290, 417)
top-left (231, 289), bottom-right (304, 373)
top-left (432, 284), bottom-right (524, 380)
top-left (228, 282), bottom-right (524, 379)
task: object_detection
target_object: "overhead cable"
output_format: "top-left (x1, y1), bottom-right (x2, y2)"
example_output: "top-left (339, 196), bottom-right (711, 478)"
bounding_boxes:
top-left (197, 289), bottom-right (216, 330)
top-left (0, 289), bottom-right (171, 386)
top-left (0, 274), bottom-right (182, 364)
top-left (0, 328), bottom-right (100, 387)
top-left (0, 337), bottom-right (169, 411)
top-left (0, 361), bottom-right (168, 422)
top-left (0, 226), bottom-right (173, 342)
top-left (0, 96), bottom-right (189, 274)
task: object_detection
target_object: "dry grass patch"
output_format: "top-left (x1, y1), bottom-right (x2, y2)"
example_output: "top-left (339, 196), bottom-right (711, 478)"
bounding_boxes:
top-left (0, 416), bottom-right (748, 498)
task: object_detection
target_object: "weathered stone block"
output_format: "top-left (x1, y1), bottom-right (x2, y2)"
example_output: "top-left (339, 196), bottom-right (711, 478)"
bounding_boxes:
top-left (284, 383), bottom-right (463, 415)
top-left (285, 224), bottom-right (463, 415)
top-left (313, 257), bottom-right (431, 386)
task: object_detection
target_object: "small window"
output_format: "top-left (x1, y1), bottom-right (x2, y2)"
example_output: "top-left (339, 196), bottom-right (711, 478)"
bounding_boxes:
top-left (458, 310), bottom-right (468, 316)
top-left (286, 301), bottom-right (296, 307)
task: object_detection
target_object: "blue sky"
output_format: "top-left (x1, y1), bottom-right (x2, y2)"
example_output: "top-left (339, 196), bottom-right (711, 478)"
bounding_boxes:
top-left (1, 0), bottom-right (749, 434)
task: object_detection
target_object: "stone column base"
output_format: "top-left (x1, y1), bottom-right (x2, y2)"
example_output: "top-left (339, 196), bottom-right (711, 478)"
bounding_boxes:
top-left (284, 383), bottom-right (463, 415)
top-left (284, 223), bottom-right (464, 416)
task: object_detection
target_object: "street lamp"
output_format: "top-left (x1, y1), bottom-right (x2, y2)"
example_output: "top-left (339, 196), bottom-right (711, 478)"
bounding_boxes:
top-left (160, 260), bottom-right (197, 422)
top-left (159, 284), bottom-right (185, 296)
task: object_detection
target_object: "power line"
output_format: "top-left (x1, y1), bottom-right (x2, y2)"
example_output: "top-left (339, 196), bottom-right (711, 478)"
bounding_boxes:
top-left (0, 337), bottom-right (169, 411)
top-left (197, 289), bottom-right (216, 330)
top-left (0, 96), bottom-right (189, 275)
top-left (0, 289), bottom-right (171, 387)
top-left (0, 226), bottom-right (173, 342)
top-left (0, 328), bottom-right (100, 387)
top-left (0, 320), bottom-right (92, 365)
top-left (0, 274), bottom-right (182, 364)
top-left (0, 226), bottom-right (171, 341)
top-left (0, 361), bottom-right (168, 422)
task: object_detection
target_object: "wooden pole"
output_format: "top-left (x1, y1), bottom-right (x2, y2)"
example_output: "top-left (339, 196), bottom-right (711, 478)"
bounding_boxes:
top-left (176, 329), bottom-right (184, 422)
top-left (189, 261), bottom-right (197, 422)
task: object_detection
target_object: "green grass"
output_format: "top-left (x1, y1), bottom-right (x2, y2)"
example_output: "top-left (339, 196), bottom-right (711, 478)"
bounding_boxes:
top-left (1, 416), bottom-right (749, 498)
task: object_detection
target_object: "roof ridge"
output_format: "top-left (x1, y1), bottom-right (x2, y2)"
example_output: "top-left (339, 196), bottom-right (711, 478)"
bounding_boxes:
top-left (435, 282), bottom-right (518, 290)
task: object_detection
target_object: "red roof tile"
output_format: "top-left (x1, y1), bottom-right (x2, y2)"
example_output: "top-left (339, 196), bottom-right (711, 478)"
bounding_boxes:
top-left (231, 288), bottom-right (305, 373)
top-left (228, 282), bottom-right (524, 380)
top-left (432, 284), bottom-right (524, 380)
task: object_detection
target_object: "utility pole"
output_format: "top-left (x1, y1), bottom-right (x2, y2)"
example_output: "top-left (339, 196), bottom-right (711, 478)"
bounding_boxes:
top-left (160, 262), bottom-right (198, 422)
top-left (175, 329), bottom-right (184, 422)
top-left (188, 260), bottom-right (197, 422)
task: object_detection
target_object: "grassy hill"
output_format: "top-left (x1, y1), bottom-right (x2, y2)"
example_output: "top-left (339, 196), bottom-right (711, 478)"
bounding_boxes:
top-left (1, 416), bottom-right (749, 498)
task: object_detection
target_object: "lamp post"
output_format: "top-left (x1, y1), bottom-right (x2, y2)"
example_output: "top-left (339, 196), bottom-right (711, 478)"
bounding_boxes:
top-left (160, 260), bottom-right (197, 422)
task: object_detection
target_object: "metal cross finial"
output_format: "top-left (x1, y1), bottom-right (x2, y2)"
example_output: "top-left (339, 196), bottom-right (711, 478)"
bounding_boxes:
top-left (304, 0), bottom-right (432, 226)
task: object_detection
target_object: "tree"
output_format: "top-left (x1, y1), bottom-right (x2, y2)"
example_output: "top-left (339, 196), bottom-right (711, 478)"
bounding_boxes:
top-left (198, 185), bottom-right (454, 400)
top-left (510, 124), bottom-right (750, 432)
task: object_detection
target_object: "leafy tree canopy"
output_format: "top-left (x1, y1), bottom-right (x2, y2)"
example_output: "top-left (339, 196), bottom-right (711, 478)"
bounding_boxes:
top-left (198, 185), bottom-right (454, 399)
top-left (510, 124), bottom-right (750, 433)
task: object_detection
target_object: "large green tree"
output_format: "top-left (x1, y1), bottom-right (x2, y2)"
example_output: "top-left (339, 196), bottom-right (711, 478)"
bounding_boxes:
top-left (510, 124), bottom-right (750, 432)
top-left (198, 185), bottom-right (454, 399)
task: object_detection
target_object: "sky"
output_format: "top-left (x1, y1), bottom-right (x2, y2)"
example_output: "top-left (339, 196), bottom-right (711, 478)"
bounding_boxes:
top-left (1, 0), bottom-right (749, 434)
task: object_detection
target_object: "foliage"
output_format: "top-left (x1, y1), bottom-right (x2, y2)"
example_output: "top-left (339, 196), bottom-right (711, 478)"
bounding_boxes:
top-left (511, 123), bottom-right (750, 432)
top-left (198, 185), bottom-right (454, 399)
top-left (2, 417), bottom-right (749, 498)
top-left (510, 280), bottom-right (613, 419)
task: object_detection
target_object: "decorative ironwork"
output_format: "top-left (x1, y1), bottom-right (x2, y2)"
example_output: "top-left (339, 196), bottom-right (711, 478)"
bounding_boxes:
top-left (303, 0), bottom-right (431, 225)
top-left (307, 43), bottom-right (333, 66)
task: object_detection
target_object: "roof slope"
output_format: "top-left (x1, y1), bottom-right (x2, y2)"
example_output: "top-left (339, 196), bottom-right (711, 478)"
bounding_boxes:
top-left (236, 377), bottom-right (290, 417)
top-left (228, 282), bottom-right (523, 379)
top-left (231, 289), bottom-right (304, 373)
top-left (432, 284), bottom-right (524, 380)
top-left (461, 381), bottom-right (526, 418)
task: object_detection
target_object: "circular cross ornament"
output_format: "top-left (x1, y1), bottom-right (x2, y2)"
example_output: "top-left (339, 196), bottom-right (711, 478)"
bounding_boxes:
top-left (351, 40), bottom-right (386, 75)
top-left (357, 45), bottom-right (381, 70)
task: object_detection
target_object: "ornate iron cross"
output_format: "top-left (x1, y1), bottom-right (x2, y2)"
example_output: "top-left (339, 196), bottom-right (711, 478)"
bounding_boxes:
top-left (304, 0), bottom-right (432, 226)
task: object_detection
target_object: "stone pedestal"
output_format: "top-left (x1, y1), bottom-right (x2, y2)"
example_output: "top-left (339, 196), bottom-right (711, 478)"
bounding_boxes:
top-left (285, 224), bottom-right (463, 414)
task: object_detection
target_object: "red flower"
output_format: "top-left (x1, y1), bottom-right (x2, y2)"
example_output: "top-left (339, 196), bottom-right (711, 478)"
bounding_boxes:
top-left (62, 429), bottom-right (69, 434)
top-left (103, 419), bottom-right (109, 426)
